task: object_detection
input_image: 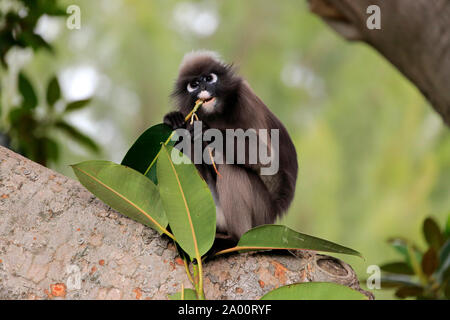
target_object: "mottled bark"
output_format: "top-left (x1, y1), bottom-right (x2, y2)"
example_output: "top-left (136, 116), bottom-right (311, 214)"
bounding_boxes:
top-left (309, 0), bottom-right (450, 125)
top-left (0, 146), bottom-right (371, 300)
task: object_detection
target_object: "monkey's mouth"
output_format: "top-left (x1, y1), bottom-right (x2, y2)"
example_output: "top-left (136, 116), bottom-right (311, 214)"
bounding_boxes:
top-left (200, 97), bottom-right (216, 108)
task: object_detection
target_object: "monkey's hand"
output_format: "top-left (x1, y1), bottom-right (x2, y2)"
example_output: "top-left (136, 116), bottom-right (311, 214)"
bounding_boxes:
top-left (163, 111), bottom-right (186, 130)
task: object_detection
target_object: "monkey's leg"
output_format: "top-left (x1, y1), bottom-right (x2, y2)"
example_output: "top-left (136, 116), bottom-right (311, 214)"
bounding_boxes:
top-left (216, 164), bottom-right (274, 240)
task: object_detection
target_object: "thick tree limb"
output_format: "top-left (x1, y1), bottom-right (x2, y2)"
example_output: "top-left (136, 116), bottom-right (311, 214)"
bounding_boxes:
top-left (0, 146), bottom-right (371, 299)
top-left (309, 0), bottom-right (450, 125)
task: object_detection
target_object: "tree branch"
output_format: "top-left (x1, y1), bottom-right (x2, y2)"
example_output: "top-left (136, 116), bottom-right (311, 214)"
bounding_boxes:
top-left (308, 0), bottom-right (450, 125)
top-left (0, 146), bottom-right (371, 299)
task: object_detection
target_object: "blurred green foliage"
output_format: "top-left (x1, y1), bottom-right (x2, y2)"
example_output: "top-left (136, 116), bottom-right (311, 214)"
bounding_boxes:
top-left (1, 0), bottom-right (449, 299)
top-left (379, 215), bottom-right (450, 299)
top-left (0, 0), bottom-right (98, 165)
top-left (0, 0), bottom-right (64, 66)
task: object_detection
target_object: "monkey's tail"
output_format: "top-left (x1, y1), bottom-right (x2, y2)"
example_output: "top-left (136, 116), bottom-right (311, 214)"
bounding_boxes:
top-left (271, 176), bottom-right (296, 221)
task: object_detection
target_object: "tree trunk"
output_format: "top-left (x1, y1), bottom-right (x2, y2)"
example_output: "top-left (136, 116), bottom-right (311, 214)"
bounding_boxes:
top-left (0, 146), bottom-right (371, 299)
top-left (308, 0), bottom-right (450, 125)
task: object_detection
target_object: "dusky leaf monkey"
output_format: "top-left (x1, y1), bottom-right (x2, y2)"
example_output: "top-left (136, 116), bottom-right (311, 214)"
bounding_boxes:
top-left (164, 51), bottom-right (298, 241)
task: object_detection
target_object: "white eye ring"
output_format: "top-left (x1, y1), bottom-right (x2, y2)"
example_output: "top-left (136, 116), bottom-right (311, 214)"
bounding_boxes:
top-left (187, 82), bottom-right (197, 93)
top-left (208, 73), bottom-right (218, 84)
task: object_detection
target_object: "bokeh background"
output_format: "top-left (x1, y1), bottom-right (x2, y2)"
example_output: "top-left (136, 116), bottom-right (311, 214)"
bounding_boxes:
top-left (1, 0), bottom-right (449, 299)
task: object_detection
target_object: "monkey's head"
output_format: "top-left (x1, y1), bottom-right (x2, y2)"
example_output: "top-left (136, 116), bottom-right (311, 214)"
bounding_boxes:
top-left (172, 51), bottom-right (240, 118)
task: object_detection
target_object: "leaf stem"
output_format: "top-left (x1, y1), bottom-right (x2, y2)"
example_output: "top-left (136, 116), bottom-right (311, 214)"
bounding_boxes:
top-left (407, 244), bottom-right (427, 285)
top-left (192, 263), bottom-right (200, 293)
top-left (192, 260), bottom-right (205, 300)
top-left (181, 284), bottom-right (185, 300)
top-left (197, 258), bottom-right (205, 300)
top-left (143, 132), bottom-right (175, 176)
top-left (182, 256), bottom-right (195, 286)
top-left (215, 246), bottom-right (304, 256)
top-left (143, 100), bottom-right (203, 176)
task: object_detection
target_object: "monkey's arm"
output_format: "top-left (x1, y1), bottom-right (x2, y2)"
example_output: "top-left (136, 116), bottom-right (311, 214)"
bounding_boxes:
top-left (163, 111), bottom-right (186, 130)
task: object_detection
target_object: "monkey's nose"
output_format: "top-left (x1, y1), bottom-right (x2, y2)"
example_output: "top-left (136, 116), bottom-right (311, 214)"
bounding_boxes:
top-left (198, 90), bottom-right (212, 101)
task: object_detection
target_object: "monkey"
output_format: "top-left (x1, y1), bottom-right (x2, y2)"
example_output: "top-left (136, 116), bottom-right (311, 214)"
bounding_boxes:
top-left (164, 50), bottom-right (298, 241)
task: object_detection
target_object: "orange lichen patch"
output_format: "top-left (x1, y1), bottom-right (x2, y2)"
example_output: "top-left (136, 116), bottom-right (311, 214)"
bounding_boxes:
top-left (50, 283), bottom-right (67, 298)
top-left (1, 194), bottom-right (8, 199)
top-left (33, 237), bottom-right (36, 240)
top-left (271, 261), bottom-right (288, 285)
top-left (133, 287), bottom-right (142, 300)
top-left (258, 280), bottom-right (265, 288)
top-left (49, 174), bottom-right (56, 180)
top-left (99, 259), bottom-right (105, 266)
top-left (175, 257), bottom-right (184, 266)
top-left (90, 266), bottom-right (97, 274)
top-left (76, 228), bottom-right (81, 232)
top-left (0, 259), bottom-right (3, 263)
top-left (235, 287), bottom-right (243, 294)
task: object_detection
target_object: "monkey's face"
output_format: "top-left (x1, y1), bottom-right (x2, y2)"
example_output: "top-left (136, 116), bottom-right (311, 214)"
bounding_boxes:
top-left (173, 55), bottom-right (240, 118)
top-left (186, 72), bottom-right (219, 113)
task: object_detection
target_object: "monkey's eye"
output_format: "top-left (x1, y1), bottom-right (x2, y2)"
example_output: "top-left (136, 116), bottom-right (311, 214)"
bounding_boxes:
top-left (205, 73), bottom-right (218, 84)
top-left (187, 81), bottom-right (199, 93)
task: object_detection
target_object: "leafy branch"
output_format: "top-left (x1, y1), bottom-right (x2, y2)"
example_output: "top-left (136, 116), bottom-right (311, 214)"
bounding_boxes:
top-left (376, 215), bottom-right (450, 299)
top-left (0, 1), bottom-right (99, 166)
top-left (7, 73), bottom-right (98, 166)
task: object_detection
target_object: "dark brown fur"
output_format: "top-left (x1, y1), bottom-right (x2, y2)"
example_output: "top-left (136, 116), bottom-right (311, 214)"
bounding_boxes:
top-left (164, 52), bottom-right (298, 240)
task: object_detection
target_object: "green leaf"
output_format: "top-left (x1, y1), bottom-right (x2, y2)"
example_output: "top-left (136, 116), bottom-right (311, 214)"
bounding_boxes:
top-left (71, 161), bottom-right (169, 236)
top-left (18, 72), bottom-right (38, 110)
top-left (380, 262), bottom-right (415, 275)
top-left (156, 145), bottom-right (216, 259)
top-left (42, 136), bottom-right (60, 162)
top-left (46, 75), bottom-right (61, 107)
top-left (423, 217), bottom-right (444, 250)
top-left (395, 285), bottom-right (424, 299)
top-left (8, 107), bottom-right (30, 124)
top-left (218, 225), bottom-right (362, 258)
top-left (387, 238), bottom-right (410, 258)
top-left (421, 248), bottom-right (439, 276)
top-left (379, 275), bottom-right (418, 289)
top-left (169, 288), bottom-right (198, 300)
top-left (55, 120), bottom-right (100, 152)
top-left (64, 99), bottom-right (92, 113)
top-left (19, 32), bottom-right (53, 52)
top-left (442, 265), bottom-right (450, 283)
top-left (121, 123), bottom-right (175, 184)
top-left (445, 281), bottom-right (450, 299)
top-left (445, 214), bottom-right (450, 238)
top-left (439, 240), bottom-right (450, 270)
top-left (260, 282), bottom-right (367, 300)
top-left (387, 238), bottom-right (422, 266)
